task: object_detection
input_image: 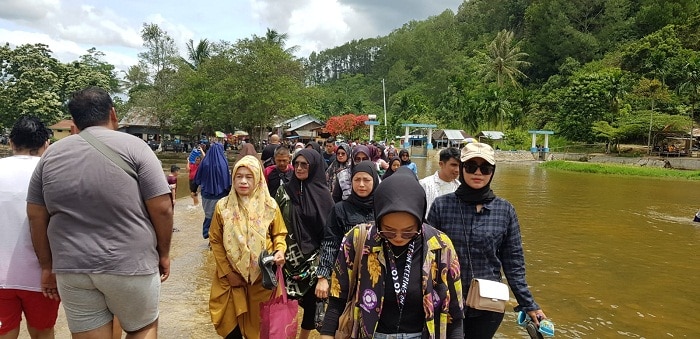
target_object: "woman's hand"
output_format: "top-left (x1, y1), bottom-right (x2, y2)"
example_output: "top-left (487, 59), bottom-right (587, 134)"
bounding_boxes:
top-left (273, 251), bottom-right (285, 266)
top-left (527, 309), bottom-right (547, 326)
top-left (226, 271), bottom-right (245, 287)
top-left (315, 277), bottom-right (329, 299)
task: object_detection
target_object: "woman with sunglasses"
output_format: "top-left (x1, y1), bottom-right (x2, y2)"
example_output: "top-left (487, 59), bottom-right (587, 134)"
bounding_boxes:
top-left (427, 143), bottom-right (547, 338)
top-left (325, 143), bottom-right (351, 197)
top-left (281, 148), bottom-right (334, 339)
top-left (320, 167), bottom-right (464, 339)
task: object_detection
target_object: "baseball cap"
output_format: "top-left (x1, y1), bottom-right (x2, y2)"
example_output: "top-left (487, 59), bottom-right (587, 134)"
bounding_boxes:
top-left (460, 142), bottom-right (495, 165)
top-left (170, 164), bottom-right (180, 172)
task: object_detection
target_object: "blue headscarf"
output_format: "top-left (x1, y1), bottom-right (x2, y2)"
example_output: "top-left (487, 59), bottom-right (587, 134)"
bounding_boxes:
top-left (194, 143), bottom-right (231, 198)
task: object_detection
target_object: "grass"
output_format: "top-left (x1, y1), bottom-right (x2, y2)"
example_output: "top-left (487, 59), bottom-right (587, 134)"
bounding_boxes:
top-left (540, 160), bottom-right (700, 180)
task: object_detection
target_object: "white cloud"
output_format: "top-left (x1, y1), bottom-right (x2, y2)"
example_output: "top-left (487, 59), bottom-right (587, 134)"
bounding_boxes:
top-left (0, 0), bottom-right (59, 21)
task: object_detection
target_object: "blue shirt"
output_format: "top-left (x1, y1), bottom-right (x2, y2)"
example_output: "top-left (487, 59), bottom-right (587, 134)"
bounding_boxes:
top-left (427, 193), bottom-right (540, 312)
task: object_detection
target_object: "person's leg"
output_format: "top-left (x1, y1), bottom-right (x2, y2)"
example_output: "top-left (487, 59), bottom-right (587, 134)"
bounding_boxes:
top-left (18, 289), bottom-right (60, 339)
top-left (112, 316), bottom-right (122, 339)
top-left (201, 198), bottom-right (217, 239)
top-left (56, 273), bottom-right (114, 338)
top-left (224, 326), bottom-right (242, 339)
top-left (463, 310), bottom-right (505, 339)
top-left (0, 289), bottom-right (22, 339)
top-left (96, 273), bottom-right (160, 339)
top-left (298, 293), bottom-right (318, 339)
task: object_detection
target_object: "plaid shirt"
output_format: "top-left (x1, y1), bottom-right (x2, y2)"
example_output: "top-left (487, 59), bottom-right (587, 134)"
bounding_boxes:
top-left (427, 193), bottom-right (540, 312)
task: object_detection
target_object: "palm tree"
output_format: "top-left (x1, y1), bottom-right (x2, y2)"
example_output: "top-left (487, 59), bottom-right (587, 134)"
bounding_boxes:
top-left (475, 29), bottom-right (530, 88)
top-left (183, 39), bottom-right (210, 70)
top-left (264, 28), bottom-right (299, 55)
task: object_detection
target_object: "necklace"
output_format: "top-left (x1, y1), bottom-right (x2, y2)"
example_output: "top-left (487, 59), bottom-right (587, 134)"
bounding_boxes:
top-left (392, 248), bottom-right (408, 258)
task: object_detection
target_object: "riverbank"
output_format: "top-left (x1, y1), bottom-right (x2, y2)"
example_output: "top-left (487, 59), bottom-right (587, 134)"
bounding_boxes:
top-left (540, 160), bottom-right (700, 180)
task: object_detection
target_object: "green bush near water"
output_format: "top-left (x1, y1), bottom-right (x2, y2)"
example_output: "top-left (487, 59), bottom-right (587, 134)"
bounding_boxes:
top-left (540, 161), bottom-right (700, 180)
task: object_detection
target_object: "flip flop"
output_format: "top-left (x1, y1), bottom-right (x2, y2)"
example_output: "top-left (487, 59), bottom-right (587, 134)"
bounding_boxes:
top-left (526, 321), bottom-right (544, 339)
top-left (258, 250), bottom-right (278, 290)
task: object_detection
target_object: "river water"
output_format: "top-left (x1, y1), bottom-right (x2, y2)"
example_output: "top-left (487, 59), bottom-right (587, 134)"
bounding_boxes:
top-left (167, 155), bottom-right (700, 337)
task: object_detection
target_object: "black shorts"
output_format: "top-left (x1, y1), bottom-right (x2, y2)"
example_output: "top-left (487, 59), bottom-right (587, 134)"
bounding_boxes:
top-left (189, 179), bottom-right (199, 193)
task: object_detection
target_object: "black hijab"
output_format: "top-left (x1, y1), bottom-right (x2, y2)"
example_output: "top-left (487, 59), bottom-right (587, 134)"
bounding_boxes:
top-left (454, 160), bottom-right (497, 204)
top-left (399, 148), bottom-right (411, 165)
top-left (381, 156), bottom-right (401, 180)
top-left (285, 149), bottom-right (334, 256)
top-left (305, 141), bottom-right (323, 155)
top-left (346, 160), bottom-right (379, 210)
top-left (374, 167), bottom-right (426, 225)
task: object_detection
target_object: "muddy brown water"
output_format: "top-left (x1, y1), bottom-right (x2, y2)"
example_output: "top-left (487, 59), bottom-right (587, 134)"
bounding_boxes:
top-left (20, 154), bottom-right (700, 337)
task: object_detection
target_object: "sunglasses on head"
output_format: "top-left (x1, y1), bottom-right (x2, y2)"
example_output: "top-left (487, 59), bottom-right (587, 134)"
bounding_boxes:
top-left (378, 229), bottom-right (421, 240)
top-left (464, 162), bottom-right (495, 175)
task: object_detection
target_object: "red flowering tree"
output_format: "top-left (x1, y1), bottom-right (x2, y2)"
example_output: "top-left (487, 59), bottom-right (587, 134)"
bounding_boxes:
top-left (325, 113), bottom-right (369, 141)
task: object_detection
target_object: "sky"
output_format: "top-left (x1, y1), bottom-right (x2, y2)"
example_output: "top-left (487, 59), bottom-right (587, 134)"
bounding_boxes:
top-left (0, 0), bottom-right (464, 72)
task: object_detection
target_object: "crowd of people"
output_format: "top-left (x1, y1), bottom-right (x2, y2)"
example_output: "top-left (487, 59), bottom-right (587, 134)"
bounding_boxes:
top-left (1, 86), bottom-right (547, 339)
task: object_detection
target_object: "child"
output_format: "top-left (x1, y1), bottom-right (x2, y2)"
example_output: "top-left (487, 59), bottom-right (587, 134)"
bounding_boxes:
top-left (188, 156), bottom-right (202, 207)
top-left (168, 164), bottom-right (180, 206)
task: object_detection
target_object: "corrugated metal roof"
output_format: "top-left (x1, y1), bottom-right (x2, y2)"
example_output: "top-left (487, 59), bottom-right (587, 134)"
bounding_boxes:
top-left (477, 131), bottom-right (504, 140)
top-left (275, 114), bottom-right (323, 131)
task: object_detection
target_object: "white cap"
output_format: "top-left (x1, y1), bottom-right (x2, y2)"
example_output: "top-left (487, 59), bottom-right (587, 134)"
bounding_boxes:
top-left (460, 142), bottom-right (495, 165)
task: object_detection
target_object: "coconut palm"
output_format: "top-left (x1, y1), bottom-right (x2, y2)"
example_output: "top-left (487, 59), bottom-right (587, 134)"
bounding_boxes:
top-left (183, 39), bottom-right (210, 70)
top-left (475, 29), bottom-right (530, 88)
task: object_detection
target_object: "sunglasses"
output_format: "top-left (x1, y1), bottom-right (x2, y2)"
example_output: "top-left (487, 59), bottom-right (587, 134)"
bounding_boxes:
top-left (293, 161), bottom-right (309, 169)
top-left (464, 162), bottom-right (495, 175)
top-left (378, 229), bottom-right (421, 240)
top-left (354, 156), bottom-right (369, 162)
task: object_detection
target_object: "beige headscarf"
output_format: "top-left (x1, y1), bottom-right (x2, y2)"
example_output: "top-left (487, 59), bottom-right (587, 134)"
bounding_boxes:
top-left (220, 155), bottom-right (278, 284)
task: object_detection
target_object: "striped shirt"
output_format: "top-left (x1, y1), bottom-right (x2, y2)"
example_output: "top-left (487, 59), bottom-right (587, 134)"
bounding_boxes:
top-left (427, 193), bottom-right (540, 312)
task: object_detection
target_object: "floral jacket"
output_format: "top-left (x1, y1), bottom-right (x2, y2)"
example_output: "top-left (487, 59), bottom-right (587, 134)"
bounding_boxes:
top-left (330, 223), bottom-right (464, 339)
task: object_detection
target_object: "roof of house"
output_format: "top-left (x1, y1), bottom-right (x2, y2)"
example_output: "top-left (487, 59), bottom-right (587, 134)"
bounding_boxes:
top-left (118, 107), bottom-right (160, 128)
top-left (275, 114), bottom-right (324, 131)
top-left (433, 129), bottom-right (470, 141)
top-left (476, 131), bottom-right (504, 140)
top-left (49, 119), bottom-right (74, 130)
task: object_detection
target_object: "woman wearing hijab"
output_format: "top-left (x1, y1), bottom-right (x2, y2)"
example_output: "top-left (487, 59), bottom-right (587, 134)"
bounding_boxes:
top-left (235, 141), bottom-right (257, 164)
top-left (398, 148), bottom-right (418, 176)
top-left (320, 167), bottom-right (464, 338)
top-left (208, 155), bottom-right (287, 338)
top-left (427, 143), bottom-right (547, 338)
top-left (381, 156), bottom-right (402, 180)
top-left (368, 144), bottom-right (388, 177)
top-left (316, 161), bottom-right (378, 299)
top-left (281, 148), bottom-right (334, 339)
top-left (325, 143), bottom-right (350, 196)
top-left (332, 144), bottom-right (370, 203)
top-left (195, 142), bottom-right (231, 239)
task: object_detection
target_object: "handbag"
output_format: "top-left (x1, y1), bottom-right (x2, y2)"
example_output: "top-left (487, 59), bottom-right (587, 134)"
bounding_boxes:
top-left (465, 278), bottom-right (509, 313)
top-left (335, 223), bottom-right (369, 339)
top-left (260, 265), bottom-right (299, 339)
top-left (459, 205), bottom-right (510, 313)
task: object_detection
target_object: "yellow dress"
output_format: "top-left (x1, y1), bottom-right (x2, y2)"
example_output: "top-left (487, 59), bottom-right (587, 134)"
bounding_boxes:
top-left (209, 204), bottom-right (287, 337)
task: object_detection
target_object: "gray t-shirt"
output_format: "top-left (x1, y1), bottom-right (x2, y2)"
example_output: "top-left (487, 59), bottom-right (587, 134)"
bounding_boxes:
top-left (27, 126), bottom-right (171, 275)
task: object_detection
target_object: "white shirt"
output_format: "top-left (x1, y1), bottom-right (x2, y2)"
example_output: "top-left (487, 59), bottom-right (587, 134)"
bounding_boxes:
top-left (419, 171), bottom-right (460, 218)
top-left (0, 155), bottom-right (43, 291)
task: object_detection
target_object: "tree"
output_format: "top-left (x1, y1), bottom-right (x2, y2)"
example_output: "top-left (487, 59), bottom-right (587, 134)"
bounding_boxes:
top-left (183, 39), bottom-right (211, 70)
top-left (633, 78), bottom-right (672, 152)
top-left (475, 29), bottom-right (530, 88)
top-left (0, 43), bottom-right (63, 128)
top-left (325, 113), bottom-right (369, 141)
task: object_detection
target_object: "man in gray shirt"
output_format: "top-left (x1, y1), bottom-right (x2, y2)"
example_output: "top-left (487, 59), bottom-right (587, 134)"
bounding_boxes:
top-left (27, 87), bottom-right (173, 339)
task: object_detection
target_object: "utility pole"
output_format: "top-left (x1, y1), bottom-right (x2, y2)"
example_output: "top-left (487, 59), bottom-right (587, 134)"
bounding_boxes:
top-left (382, 78), bottom-right (387, 142)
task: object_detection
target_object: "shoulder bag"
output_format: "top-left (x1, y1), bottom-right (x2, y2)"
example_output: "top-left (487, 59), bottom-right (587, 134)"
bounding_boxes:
top-left (79, 130), bottom-right (137, 180)
top-left (459, 204), bottom-right (510, 313)
top-left (335, 223), bottom-right (369, 339)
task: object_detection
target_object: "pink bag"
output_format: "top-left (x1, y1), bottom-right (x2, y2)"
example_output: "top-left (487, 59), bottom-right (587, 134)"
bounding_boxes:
top-left (260, 265), bottom-right (299, 339)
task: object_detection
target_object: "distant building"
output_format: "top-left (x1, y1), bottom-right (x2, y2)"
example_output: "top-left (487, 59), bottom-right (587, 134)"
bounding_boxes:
top-left (432, 129), bottom-right (470, 148)
top-left (274, 114), bottom-right (324, 144)
top-left (48, 120), bottom-right (75, 140)
top-left (476, 131), bottom-right (504, 145)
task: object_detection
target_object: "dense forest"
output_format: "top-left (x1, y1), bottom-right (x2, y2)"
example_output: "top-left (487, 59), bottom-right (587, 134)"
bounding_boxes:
top-left (1, 0), bottom-right (699, 150)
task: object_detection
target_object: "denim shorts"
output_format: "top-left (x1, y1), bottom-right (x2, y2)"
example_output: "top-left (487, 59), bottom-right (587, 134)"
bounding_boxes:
top-left (57, 272), bottom-right (160, 333)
